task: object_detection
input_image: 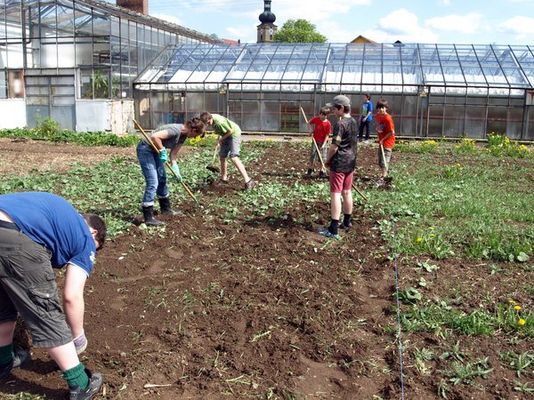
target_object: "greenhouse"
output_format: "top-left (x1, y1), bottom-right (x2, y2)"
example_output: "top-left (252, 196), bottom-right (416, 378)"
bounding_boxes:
top-left (134, 42), bottom-right (534, 140)
top-left (0, 0), bottom-right (216, 131)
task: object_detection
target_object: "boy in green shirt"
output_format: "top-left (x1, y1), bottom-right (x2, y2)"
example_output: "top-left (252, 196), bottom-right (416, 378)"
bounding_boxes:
top-left (200, 112), bottom-right (256, 190)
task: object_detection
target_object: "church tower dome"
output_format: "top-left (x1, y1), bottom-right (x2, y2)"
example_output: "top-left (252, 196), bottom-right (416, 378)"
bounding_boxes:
top-left (257, 0), bottom-right (277, 43)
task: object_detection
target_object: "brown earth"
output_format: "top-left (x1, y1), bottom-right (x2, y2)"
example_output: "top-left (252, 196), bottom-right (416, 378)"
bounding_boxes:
top-left (0, 138), bottom-right (135, 176)
top-left (1, 141), bottom-right (531, 400)
top-left (1, 142), bottom-right (400, 399)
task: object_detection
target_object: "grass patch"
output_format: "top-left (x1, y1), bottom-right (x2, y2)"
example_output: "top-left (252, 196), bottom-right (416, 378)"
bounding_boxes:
top-left (371, 147), bottom-right (534, 261)
top-left (401, 302), bottom-right (534, 338)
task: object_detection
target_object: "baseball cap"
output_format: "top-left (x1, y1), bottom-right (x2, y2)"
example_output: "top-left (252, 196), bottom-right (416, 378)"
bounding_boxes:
top-left (326, 94), bottom-right (351, 108)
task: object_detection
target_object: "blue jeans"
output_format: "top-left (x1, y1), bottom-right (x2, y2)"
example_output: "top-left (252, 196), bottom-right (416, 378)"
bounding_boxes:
top-left (136, 141), bottom-right (168, 206)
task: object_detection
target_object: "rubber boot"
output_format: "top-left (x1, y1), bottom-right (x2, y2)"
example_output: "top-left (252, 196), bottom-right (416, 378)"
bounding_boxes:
top-left (158, 197), bottom-right (179, 216)
top-left (142, 206), bottom-right (164, 226)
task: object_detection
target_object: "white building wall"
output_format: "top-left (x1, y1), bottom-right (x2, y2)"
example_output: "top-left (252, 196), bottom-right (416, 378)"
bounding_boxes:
top-left (76, 99), bottom-right (134, 134)
top-left (76, 100), bottom-right (112, 132)
top-left (0, 99), bottom-right (26, 128)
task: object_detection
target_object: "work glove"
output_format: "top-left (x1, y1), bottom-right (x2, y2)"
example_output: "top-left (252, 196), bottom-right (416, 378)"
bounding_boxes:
top-left (159, 148), bottom-right (169, 163)
top-left (171, 162), bottom-right (182, 181)
top-left (73, 332), bottom-right (88, 355)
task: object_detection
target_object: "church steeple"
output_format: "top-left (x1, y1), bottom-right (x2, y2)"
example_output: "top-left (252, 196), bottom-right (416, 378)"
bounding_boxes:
top-left (257, 0), bottom-right (277, 43)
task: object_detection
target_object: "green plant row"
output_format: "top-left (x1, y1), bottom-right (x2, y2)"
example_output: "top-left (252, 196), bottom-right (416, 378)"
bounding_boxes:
top-left (0, 120), bottom-right (230, 149)
top-left (0, 118), bottom-right (139, 147)
top-left (401, 302), bottom-right (533, 338)
top-left (395, 134), bottom-right (532, 159)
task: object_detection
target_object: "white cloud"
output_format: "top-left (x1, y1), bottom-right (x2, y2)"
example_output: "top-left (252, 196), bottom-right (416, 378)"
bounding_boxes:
top-left (151, 13), bottom-right (183, 26)
top-left (225, 25), bottom-right (256, 42)
top-left (274, 0), bottom-right (370, 22)
top-left (363, 8), bottom-right (438, 43)
top-left (439, 0), bottom-right (451, 5)
top-left (316, 20), bottom-right (358, 43)
top-left (378, 8), bottom-right (419, 34)
top-left (425, 13), bottom-right (482, 34)
top-left (499, 16), bottom-right (534, 40)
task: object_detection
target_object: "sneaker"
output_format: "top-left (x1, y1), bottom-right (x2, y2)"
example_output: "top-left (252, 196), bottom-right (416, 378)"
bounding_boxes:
top-left (318, 227), bottom-right (341, 240)
top-left (69, 369), bottom-right (103, 400)
top-left (341, 222), bottom-right (352, 231)
top-left (375, 178), bottom-right (385, 188)
top-left (244, 179), bottom-right (257, 191)
top-left (0, 347), bottom-right (30, 379)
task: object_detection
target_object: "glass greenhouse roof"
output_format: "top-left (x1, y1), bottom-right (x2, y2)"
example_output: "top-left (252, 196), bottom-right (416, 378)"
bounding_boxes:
top-left (135, 42), bottom-right (534, 94)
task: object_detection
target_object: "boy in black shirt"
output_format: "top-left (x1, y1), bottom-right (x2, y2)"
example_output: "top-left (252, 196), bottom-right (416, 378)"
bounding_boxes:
top-left (319, 95), bottom-right (358, 239)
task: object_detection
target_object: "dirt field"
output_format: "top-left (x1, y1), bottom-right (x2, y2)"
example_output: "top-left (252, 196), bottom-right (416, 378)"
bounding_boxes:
top-left (0, 140), bottom-right (532, 399)
top-left (0, 138), bottom-right (135, 176)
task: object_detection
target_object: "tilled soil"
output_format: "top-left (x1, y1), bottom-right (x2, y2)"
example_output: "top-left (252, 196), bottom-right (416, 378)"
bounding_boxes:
top-left (2, 143), bottom-right (401, 399)
top-left (1, 142), bottom-right (530, 400)
top-left (0, 138), bottom-right (135, 176)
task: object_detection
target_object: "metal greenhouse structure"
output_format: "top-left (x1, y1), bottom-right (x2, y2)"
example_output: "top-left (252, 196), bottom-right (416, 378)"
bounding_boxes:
top-left (134, 42), bottom-right (534, 140)
top-left (0, 0), bottom-right (216, 132)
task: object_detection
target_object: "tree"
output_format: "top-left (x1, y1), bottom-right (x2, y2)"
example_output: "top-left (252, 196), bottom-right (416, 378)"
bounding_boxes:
top-left (273, 19), bottom-right (327, 43)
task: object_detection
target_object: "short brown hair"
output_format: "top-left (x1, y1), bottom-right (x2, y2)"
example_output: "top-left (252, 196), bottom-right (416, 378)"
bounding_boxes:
top-left (199, 112), bottom-right (212, 124)
top-left (82, 213), bottom-right (107, 250)
top-left (320, 107), bottom-right (330, 115)
top-left (376, 100), bottom-right (388, 110)
top-left (186, 117), bottom-right (206, 137)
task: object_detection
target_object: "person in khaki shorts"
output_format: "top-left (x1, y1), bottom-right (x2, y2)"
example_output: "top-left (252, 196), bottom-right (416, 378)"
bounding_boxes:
top-left (374, 100), bottom-right (396, 186)
top-left (200, 112), bottom-right (256, 190)
top-left (0, 192), bottom-right (106, 400)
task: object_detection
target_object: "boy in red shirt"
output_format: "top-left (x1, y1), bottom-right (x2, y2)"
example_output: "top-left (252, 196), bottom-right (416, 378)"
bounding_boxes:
top-left (306, 107), bottom-right (332, 178)
top-left (374, 100), bottom-right (396, 186)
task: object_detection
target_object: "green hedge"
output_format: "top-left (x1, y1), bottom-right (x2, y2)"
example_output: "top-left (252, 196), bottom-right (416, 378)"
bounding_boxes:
top-left (0, 118), bottom-right (139, 147)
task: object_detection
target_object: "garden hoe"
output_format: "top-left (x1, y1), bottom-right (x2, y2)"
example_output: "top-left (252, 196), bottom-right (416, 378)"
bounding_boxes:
top-left (133, 119), bottom-right (199, 206)
top-left (206, 143), bottom-right (220, 173)
top-left (299, 106), bottom-right (368, 202)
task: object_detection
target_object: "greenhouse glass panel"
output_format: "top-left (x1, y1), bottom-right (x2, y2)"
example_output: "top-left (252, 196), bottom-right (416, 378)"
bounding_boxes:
top-left (301, 63), bottom-right (323, 82)
top-left (510, 46), bottom-right (534, 86)
top-left (93, 15), bottom-right (109, 36)
top-left (507, 107), bottom-right (523, 139)
top-left (474, 46), bottom-right (508, 86)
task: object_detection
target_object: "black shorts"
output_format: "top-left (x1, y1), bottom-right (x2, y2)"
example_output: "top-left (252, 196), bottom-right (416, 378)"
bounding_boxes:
top-left (0, 225), bottom-right (72, 348)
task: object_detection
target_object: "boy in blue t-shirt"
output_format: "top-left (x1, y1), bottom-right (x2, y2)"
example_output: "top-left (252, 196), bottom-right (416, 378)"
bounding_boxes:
top-left (0, 192), bottom-right (106, 400)
top-left (358, 94), bottom-right (373, 142)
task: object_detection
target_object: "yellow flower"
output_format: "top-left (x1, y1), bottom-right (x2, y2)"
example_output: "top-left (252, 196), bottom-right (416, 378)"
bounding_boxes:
top-left (514, 305), bottom-right (522, 311)
top-left (518, 319), bottom-right (526, 326)
top-left (416, 237), bottom-right (423, 243)
top-left (509, 299), bottom-right (516, 305)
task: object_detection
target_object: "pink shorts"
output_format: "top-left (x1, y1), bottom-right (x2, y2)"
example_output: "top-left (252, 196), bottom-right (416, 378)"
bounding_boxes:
top-left (329, 171), bottom-right (354, 193)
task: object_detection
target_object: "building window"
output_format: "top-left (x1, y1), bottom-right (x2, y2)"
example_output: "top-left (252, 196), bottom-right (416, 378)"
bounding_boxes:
top-left (8, 70), bottom-right (24, 98)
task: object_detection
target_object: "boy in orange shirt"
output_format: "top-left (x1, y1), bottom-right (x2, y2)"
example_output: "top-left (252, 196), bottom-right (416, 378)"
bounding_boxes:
top-left (306, 107), bottom-right (332, 178)
top-left (374, 100), bottom-right (396, 186)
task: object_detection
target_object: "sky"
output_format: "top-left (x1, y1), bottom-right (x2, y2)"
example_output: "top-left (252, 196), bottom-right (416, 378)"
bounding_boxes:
top-left (120, 0), bottom-right (534, 44)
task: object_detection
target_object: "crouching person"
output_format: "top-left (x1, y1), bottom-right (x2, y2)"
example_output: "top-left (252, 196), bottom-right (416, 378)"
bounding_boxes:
top-left (0, 192), bottom-right (106, 400)
top-left (137, 118), bottom-right (205, 226)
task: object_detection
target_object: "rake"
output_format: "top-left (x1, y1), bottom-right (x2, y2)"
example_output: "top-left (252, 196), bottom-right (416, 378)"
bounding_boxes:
top-left (299, 107), bottom-right (368, 202)
top-left (133, 119), bottom-right (199, 206)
